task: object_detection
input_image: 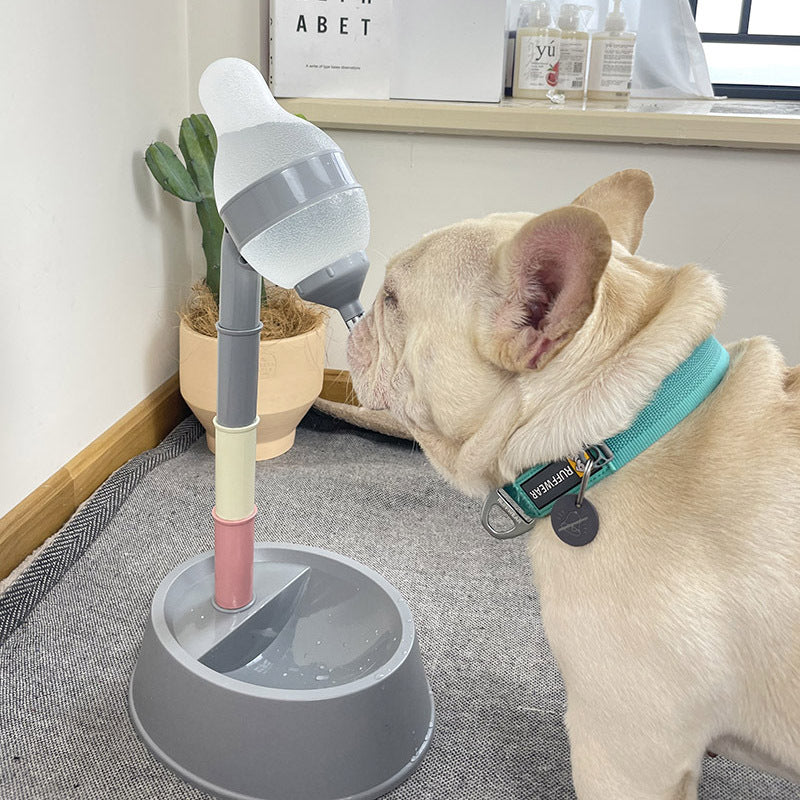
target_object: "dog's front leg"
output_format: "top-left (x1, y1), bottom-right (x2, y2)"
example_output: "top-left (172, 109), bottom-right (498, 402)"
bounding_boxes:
top-left (565, 699), bottom-right (704, 800)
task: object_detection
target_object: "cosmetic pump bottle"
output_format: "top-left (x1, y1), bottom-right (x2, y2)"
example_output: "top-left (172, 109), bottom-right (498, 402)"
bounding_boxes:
top-left (556, 3), bottom-right (590, 99)
top-left (513, 0), bottom-right (561, 99)
top-left (586, 0), bottom-right (636, 101)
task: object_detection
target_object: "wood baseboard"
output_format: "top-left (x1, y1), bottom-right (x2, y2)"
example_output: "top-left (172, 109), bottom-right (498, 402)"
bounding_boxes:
top-left (0, 374), bottom-right (190, 581)
top-left (1, 369), bottom-right (353, 582)
top-left (320, 368), bottom-right (359, 406)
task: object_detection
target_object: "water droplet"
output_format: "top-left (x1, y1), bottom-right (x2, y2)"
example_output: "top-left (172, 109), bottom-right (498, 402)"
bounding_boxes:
top-left (316, 640), bottom-right (321, 645)
top-left (315, 675), bottom-right (329, 682)
top-left (283, 672), bottom-right (288, 677)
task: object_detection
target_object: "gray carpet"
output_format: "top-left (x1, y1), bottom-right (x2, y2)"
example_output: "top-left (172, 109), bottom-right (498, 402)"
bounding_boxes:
top-left (1, 412), bottom-right (798, 800)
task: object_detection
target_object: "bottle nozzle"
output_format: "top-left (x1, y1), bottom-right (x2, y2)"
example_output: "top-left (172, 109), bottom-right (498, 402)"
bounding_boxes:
top-left (558, 3), bottom-right (581, 31)
top-left (519, 0), bottom-right (552, 28)
top-left (605, 0), bottom-right (627, 31)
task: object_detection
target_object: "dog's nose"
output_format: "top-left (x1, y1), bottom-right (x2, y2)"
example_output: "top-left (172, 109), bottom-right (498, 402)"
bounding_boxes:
top-left (346, 322), bottom-right (372, 372)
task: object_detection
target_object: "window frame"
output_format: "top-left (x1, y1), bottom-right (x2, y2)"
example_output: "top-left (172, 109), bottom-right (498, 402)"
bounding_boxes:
top-left (689, 0), bottom-right (800, 100)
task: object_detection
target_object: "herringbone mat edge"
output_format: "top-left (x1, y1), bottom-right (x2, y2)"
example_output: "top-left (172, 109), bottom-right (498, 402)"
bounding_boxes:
top-left (0, 417), bottom-right (203, 646)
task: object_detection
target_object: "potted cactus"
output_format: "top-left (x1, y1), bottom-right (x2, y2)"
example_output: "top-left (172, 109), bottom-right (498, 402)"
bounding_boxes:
top-left (146, 114), bottom-right (327, 460)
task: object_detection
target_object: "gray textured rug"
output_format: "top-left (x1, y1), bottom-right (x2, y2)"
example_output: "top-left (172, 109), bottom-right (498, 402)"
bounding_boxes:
top-left (1, 412), bottom-right (798, 800)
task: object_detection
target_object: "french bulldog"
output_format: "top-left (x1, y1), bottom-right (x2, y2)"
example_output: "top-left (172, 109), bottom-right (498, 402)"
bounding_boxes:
top-left (347, 170), bottom-right (800, 799)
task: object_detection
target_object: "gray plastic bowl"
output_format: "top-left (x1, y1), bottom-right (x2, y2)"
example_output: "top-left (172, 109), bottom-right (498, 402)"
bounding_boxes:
top-left (129, 544), bottom-right (435, 800)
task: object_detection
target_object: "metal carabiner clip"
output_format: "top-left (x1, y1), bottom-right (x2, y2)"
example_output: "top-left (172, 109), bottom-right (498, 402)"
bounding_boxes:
top-left (575, 456), bottom-right (595, 508)
top-left (481, 488), bottom-right (536, 540)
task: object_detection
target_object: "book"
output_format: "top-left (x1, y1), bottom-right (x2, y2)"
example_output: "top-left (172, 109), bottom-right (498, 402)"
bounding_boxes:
top-left (269, 0), bottom-right (392, 99)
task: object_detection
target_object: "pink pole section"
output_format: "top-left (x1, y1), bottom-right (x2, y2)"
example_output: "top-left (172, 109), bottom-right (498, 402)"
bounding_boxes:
top-left (212, 506), bottom-right (257, 610)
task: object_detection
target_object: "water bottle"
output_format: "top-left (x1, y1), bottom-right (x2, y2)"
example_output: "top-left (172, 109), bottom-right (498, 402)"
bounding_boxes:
top-left (199, 58), bottom-right (369, 325)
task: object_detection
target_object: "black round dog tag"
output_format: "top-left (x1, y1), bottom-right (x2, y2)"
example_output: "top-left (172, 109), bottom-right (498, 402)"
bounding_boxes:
top-left (551, 495), bottom-right (599, 547)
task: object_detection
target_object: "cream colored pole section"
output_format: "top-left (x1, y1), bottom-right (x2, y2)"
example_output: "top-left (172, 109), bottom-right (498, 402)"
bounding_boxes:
top-left (214, 416), bottom-right (259, 520)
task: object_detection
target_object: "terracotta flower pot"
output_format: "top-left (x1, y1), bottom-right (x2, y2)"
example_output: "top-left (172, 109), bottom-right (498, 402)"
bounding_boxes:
top-left (179, 318), bottom-right (327, 460)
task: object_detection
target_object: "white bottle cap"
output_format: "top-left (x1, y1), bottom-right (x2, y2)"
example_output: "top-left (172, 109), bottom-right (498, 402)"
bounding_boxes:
top-left (605, 0), bottom-right (626, 32)
top-left (559, 3), bottom-right (581, 31)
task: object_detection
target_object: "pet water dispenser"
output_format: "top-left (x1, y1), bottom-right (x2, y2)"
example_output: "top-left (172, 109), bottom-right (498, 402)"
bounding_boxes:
top-left (129, 58), bottom-right (435, 800)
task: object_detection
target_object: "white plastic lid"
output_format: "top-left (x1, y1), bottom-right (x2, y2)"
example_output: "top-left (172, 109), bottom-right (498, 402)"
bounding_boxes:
top-left (199, 58), bottom-right (287, 134)
top-left (559, 3), bottom-right (581, 30)
top-left (605, 0), bottom-right (626, 32)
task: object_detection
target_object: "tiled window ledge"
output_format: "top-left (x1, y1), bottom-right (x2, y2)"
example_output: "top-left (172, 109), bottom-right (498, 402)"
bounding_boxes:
top-left (278, 97), bottom-right (800, 151)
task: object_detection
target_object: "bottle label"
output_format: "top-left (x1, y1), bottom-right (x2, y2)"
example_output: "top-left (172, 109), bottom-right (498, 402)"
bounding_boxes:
top-left (558, 38), bottom-right (588, 91)
top-left (518, 33), bottom-right (561, 91)
top-left (588, 38), bottom-right (635, 92)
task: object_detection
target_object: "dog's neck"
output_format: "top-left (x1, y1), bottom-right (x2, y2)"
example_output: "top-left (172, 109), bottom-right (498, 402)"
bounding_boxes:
top-left (449, 252), bottom-right (725, 497)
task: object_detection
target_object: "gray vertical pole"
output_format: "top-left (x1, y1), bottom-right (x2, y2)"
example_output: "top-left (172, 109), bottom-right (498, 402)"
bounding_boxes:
top-left (217, 231), bottom-right (263, 427)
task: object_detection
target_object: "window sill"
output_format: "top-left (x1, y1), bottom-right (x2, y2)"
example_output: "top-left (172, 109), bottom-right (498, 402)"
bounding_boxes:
top-left (278, 96), bottom-right (800, 151)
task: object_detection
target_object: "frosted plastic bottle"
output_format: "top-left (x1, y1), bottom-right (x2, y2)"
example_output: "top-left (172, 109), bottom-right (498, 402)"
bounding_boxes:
top-left (513, 0), bottom-right (561, 99)
top-left (586, 0), bottom-right (636, 101)
top-left (556, 3), bottom-right (590, 99)
top-left (199, 59), bottom-right (370, 290)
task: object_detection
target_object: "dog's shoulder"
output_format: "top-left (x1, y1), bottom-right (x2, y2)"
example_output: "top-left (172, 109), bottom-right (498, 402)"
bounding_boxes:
top-left (783, 363), bottom-right (800, 399)
top-left (782, 362), bottom-right (800, 438)
top-left (721, 335), bottom-right (800, 444)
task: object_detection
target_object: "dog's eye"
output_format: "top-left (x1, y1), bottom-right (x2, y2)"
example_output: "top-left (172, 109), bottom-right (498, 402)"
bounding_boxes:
top-left (383, 288), bottom-right (398, 308)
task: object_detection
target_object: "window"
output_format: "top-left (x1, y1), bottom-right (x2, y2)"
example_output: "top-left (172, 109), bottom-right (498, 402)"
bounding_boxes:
top-left (690, 0), bottom-right (800, 99)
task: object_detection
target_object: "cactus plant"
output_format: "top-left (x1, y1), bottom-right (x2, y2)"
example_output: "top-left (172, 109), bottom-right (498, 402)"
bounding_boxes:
top-left (145, 114), bottom-right (223, 299)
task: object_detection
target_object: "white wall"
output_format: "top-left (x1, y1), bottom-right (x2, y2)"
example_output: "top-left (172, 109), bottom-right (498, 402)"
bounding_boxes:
top-left (187, 0), bottom-right (264, 113)
top-left (0, 1), bottom-right (260, 518)
top-left (325, 131), bottom-right (800, 369)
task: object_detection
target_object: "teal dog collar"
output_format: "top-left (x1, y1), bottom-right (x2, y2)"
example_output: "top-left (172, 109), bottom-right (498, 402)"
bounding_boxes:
top-left (481, 336), bottom-right (730, 539)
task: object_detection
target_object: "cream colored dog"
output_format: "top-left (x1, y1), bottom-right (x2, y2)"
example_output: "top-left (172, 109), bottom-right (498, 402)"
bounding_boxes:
top-left (347, 170), bottom-right (800, 799)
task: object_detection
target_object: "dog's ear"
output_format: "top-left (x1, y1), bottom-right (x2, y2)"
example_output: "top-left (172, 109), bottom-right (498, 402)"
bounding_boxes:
top-left (571, 169), bottom-right (654, 254)
top-left (492, 205), bottom-right (611, 371)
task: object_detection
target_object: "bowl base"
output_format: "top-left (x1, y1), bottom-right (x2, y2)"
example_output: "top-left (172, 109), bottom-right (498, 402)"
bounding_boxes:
top-left (129, 544), bottom-right (435, 800)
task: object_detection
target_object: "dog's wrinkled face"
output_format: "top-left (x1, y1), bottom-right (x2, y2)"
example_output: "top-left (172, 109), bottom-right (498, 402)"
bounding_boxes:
top-left (347, 170), bottom-right (716, 497)
top-left (348, 214), bottom-right (525, 440)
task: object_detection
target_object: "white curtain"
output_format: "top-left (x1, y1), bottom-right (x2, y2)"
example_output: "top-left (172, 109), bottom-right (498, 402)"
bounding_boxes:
top-left (597, 0), bottom-right (715, 98)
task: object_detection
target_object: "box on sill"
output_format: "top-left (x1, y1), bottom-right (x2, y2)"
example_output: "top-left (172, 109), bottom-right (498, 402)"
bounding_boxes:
top-left (268, 0), bottom-right (507, 103)
top-left (268, 0), bottom-right (393, 99)
top-left (390, 0), bottom-right (506, 103)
